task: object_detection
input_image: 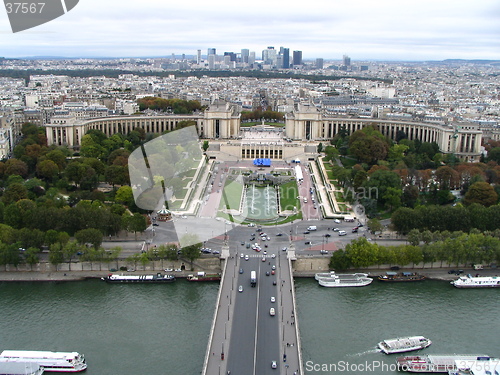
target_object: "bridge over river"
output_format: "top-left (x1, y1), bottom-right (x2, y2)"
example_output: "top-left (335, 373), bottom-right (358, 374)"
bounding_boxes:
top-left (202, 244), bottom-right (303, 375)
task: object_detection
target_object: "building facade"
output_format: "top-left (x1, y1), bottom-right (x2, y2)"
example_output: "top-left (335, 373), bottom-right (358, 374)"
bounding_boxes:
top-left (45, 101), bottom-right (483, 161)
top-left (285, 104), bottom-right (482, 161)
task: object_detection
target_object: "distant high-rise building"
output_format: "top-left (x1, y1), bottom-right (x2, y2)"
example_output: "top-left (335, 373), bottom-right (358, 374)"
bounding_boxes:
top-left (224, 52), bottom-right (237, 62)
top-left (343, 55), bottom-right (351, 66)
top-left (241, 49), bottom-right (249, 64)
top-left (208, 48), bottom-right (216, 56)
top-left (282, 48), bottom-right (290, 69)
top-left (262, 46), bottom-right (277, 65)
top-left (181, 53), bottom-right (185, 60)
top-left (208, 54), bottom-right (215, 70)
top-left (197, 50), bottom-right (201, 64)
top-left (315, 58), bottom-right (324, 69)
top-left (249, 52), bottom-right (256, 65)
top-left (293, 50), bottom-right (302, 66)
top-left (171, 53), bottom-right (175, 60)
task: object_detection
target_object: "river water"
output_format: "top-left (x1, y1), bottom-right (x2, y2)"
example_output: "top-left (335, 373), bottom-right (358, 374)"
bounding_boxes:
top-left (0, 278), bottom-right (498, 375)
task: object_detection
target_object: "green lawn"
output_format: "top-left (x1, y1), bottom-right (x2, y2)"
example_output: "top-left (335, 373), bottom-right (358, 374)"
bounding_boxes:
top-left (279, 181), bottom-right (300, 211)
top-left (218, 179), bottom-right (244, 211)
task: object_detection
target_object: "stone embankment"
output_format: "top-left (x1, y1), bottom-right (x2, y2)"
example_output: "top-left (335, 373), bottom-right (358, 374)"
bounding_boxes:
top-left (1, 256), bottom-right (497, 282)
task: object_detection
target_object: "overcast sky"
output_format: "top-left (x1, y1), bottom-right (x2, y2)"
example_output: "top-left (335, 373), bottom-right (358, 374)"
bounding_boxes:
top-left (1, 0), bottom-right (499, 61)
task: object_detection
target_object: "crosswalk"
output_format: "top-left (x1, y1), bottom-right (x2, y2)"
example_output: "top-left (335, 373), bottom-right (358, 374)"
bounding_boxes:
top-left (238, 253), bottom-right (276, 258)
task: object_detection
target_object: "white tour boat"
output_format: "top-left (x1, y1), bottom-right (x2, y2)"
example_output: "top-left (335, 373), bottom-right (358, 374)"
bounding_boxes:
top-left (451, 275), bottom-right (500, 288)
top-left (0, 350), bottom-right (87, 372)
top-left (378, 336), bottom-right (432, 354)
top-left (0, 360), bottom-right (45, 375)
top-left (317, 273), bottom-right (372, 287)
top-left (397, 355), bottom-right (494, 373)
top-left (315, 271), bottom-right (336, 280)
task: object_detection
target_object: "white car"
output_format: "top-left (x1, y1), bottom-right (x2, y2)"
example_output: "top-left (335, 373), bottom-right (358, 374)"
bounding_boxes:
top-left (282, 247), bottom-right (287, 251)
top-left (271, 254), bottom-right (276, 259)
top-left (271, 360), bottom-right (277, 369)
top-left (270, 296), bottom-right (275, 303)
top-left (271, 265), bottom-right (276, 270)
top-left (269, 308), bottom-right (275, 316)
top-left (164, 268), bottom-right (173, 272)
top-left (334, 219), bottom-right (341, 224)
top-left (238, 285), bottom-right (243, 292)
top-left (174, 268), bottom-right (182, 272)
top-left (240, 253), bottom-right (244, 258)
top-left (245, 255), bottom-right (249, 261)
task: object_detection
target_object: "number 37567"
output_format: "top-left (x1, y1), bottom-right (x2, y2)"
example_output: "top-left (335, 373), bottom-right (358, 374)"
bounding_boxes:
top-left (5, 3), bottom-right (46, 13)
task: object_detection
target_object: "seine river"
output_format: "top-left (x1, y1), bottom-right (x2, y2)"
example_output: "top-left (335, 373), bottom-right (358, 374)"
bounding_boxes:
top-left (0, 277), bottom-right (498, 375)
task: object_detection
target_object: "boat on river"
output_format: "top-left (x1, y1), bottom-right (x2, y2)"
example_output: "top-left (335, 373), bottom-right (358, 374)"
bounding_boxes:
top-left (378, 272), bottom-right (426, 282)
top-left (397, 355), bottom-right (494, 373)
top-left (0, 361), bottom-right (45, 375)
top-left (317, 273), bottom-right (372, 287)
top-left (451, 275), bottom-right (500, 288)
top-left (0, 350), bottom-right (87, 372)
top-left (101, 273), bottom-right (175, 283)
top-left (186, 272), bottom-right (221, 281)
top-left (378, 336), bottom-right (431, 354)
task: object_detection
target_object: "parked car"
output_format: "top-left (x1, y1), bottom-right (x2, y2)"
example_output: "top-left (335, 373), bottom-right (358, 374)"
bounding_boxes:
top-left (320, 250), bottom-right (329, 254)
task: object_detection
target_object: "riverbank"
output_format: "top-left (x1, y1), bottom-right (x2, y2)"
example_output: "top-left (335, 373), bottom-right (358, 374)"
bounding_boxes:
top-left (1, 265), bottom-right (497, 282)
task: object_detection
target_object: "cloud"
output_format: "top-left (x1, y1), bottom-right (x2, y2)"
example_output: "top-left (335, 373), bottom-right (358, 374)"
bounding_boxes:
top-left (0, 0), bottom-right (498, 60)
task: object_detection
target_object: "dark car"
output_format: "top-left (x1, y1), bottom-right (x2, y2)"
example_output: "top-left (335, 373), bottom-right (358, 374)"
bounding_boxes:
top-left (324, 233), bottom-right (331, 237)
top-left (305, 241), bottom-right (311, 245)
top-left (152, 223), bottom-right (159, 226)
top-left (352, 227), bottom-right (358, 233)
top-left (266, 271), bottom-right (270, 276)
top-left (273, 280), bottom-right (277, 285)
top-left (448, 269), bottom-right (457, 274)
top-left (239, 268), bottom-right (244, 274)
top-left (303, 231), bottom-right (310, 234)
top-left (390, 266), bottom-right (400, 271)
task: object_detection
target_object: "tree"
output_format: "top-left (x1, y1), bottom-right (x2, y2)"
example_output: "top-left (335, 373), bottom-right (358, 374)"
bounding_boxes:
top-left (463, 182), bottom-right (498, 207)
top-left (36, 159), bottom-right (59, 181)
top-left (75, 228), bottom-right (103, 250)
top-left (180, 242), bottom-right (201, 271)
top-left (115, 186), bottom-right (134, 206)
top-left (202, 140), bottom-right (209, 152)
top-left (24, 247), bottom-right (40, 270)
top-left (4, 159), bottom-right (28, 178)
top-left (328, 249), bottom-right (351, 270)
top-left (1, 183), bottom-right (28, 205)
top-left (49, 243), bottom-right (65, 271)
top-left (344, 237), bottom-right (380, 268)
top-left (367, 218), bottom-right (383, 234)
top-left (124, 213), bottom-right (147, 238)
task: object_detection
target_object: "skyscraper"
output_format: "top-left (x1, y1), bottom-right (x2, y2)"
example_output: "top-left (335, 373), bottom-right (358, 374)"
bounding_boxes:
top-left (207, 48), bottom-right (216, 56)
top-left (282, 48), bottom-right (290, 69)
top-left (293, 50), bottom-right (302, 66)
top-left (315, 58), bottom-right (324, 69)
top-left (197, 49), bottom-right (201, 64)
top-left (241, 49), bottom-right (249, 64)
top-left (343, 55), bottom-right (351, 66)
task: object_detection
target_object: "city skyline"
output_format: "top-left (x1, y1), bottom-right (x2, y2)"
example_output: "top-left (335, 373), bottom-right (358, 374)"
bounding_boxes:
top-left (0, 0), bottom-right (499, 61)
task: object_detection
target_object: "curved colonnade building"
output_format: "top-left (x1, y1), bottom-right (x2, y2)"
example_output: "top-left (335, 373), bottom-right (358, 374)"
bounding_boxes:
top-left (45, 102), bottom-right (482, 162)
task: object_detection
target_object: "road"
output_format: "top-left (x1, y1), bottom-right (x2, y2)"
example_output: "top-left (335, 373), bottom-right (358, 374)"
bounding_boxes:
top-left (226, 255), bottom-right (281, 374)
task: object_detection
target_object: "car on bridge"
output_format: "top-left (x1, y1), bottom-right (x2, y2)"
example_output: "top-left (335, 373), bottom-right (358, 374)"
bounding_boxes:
top-left (271, 360), bottom-right (277, 369)
top-left (269, 308), bottom-right (275, 316)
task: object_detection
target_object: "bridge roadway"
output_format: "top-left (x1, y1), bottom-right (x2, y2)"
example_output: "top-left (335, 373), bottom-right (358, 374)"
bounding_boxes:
top-left (202, 247), bottom-right (303, 375)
